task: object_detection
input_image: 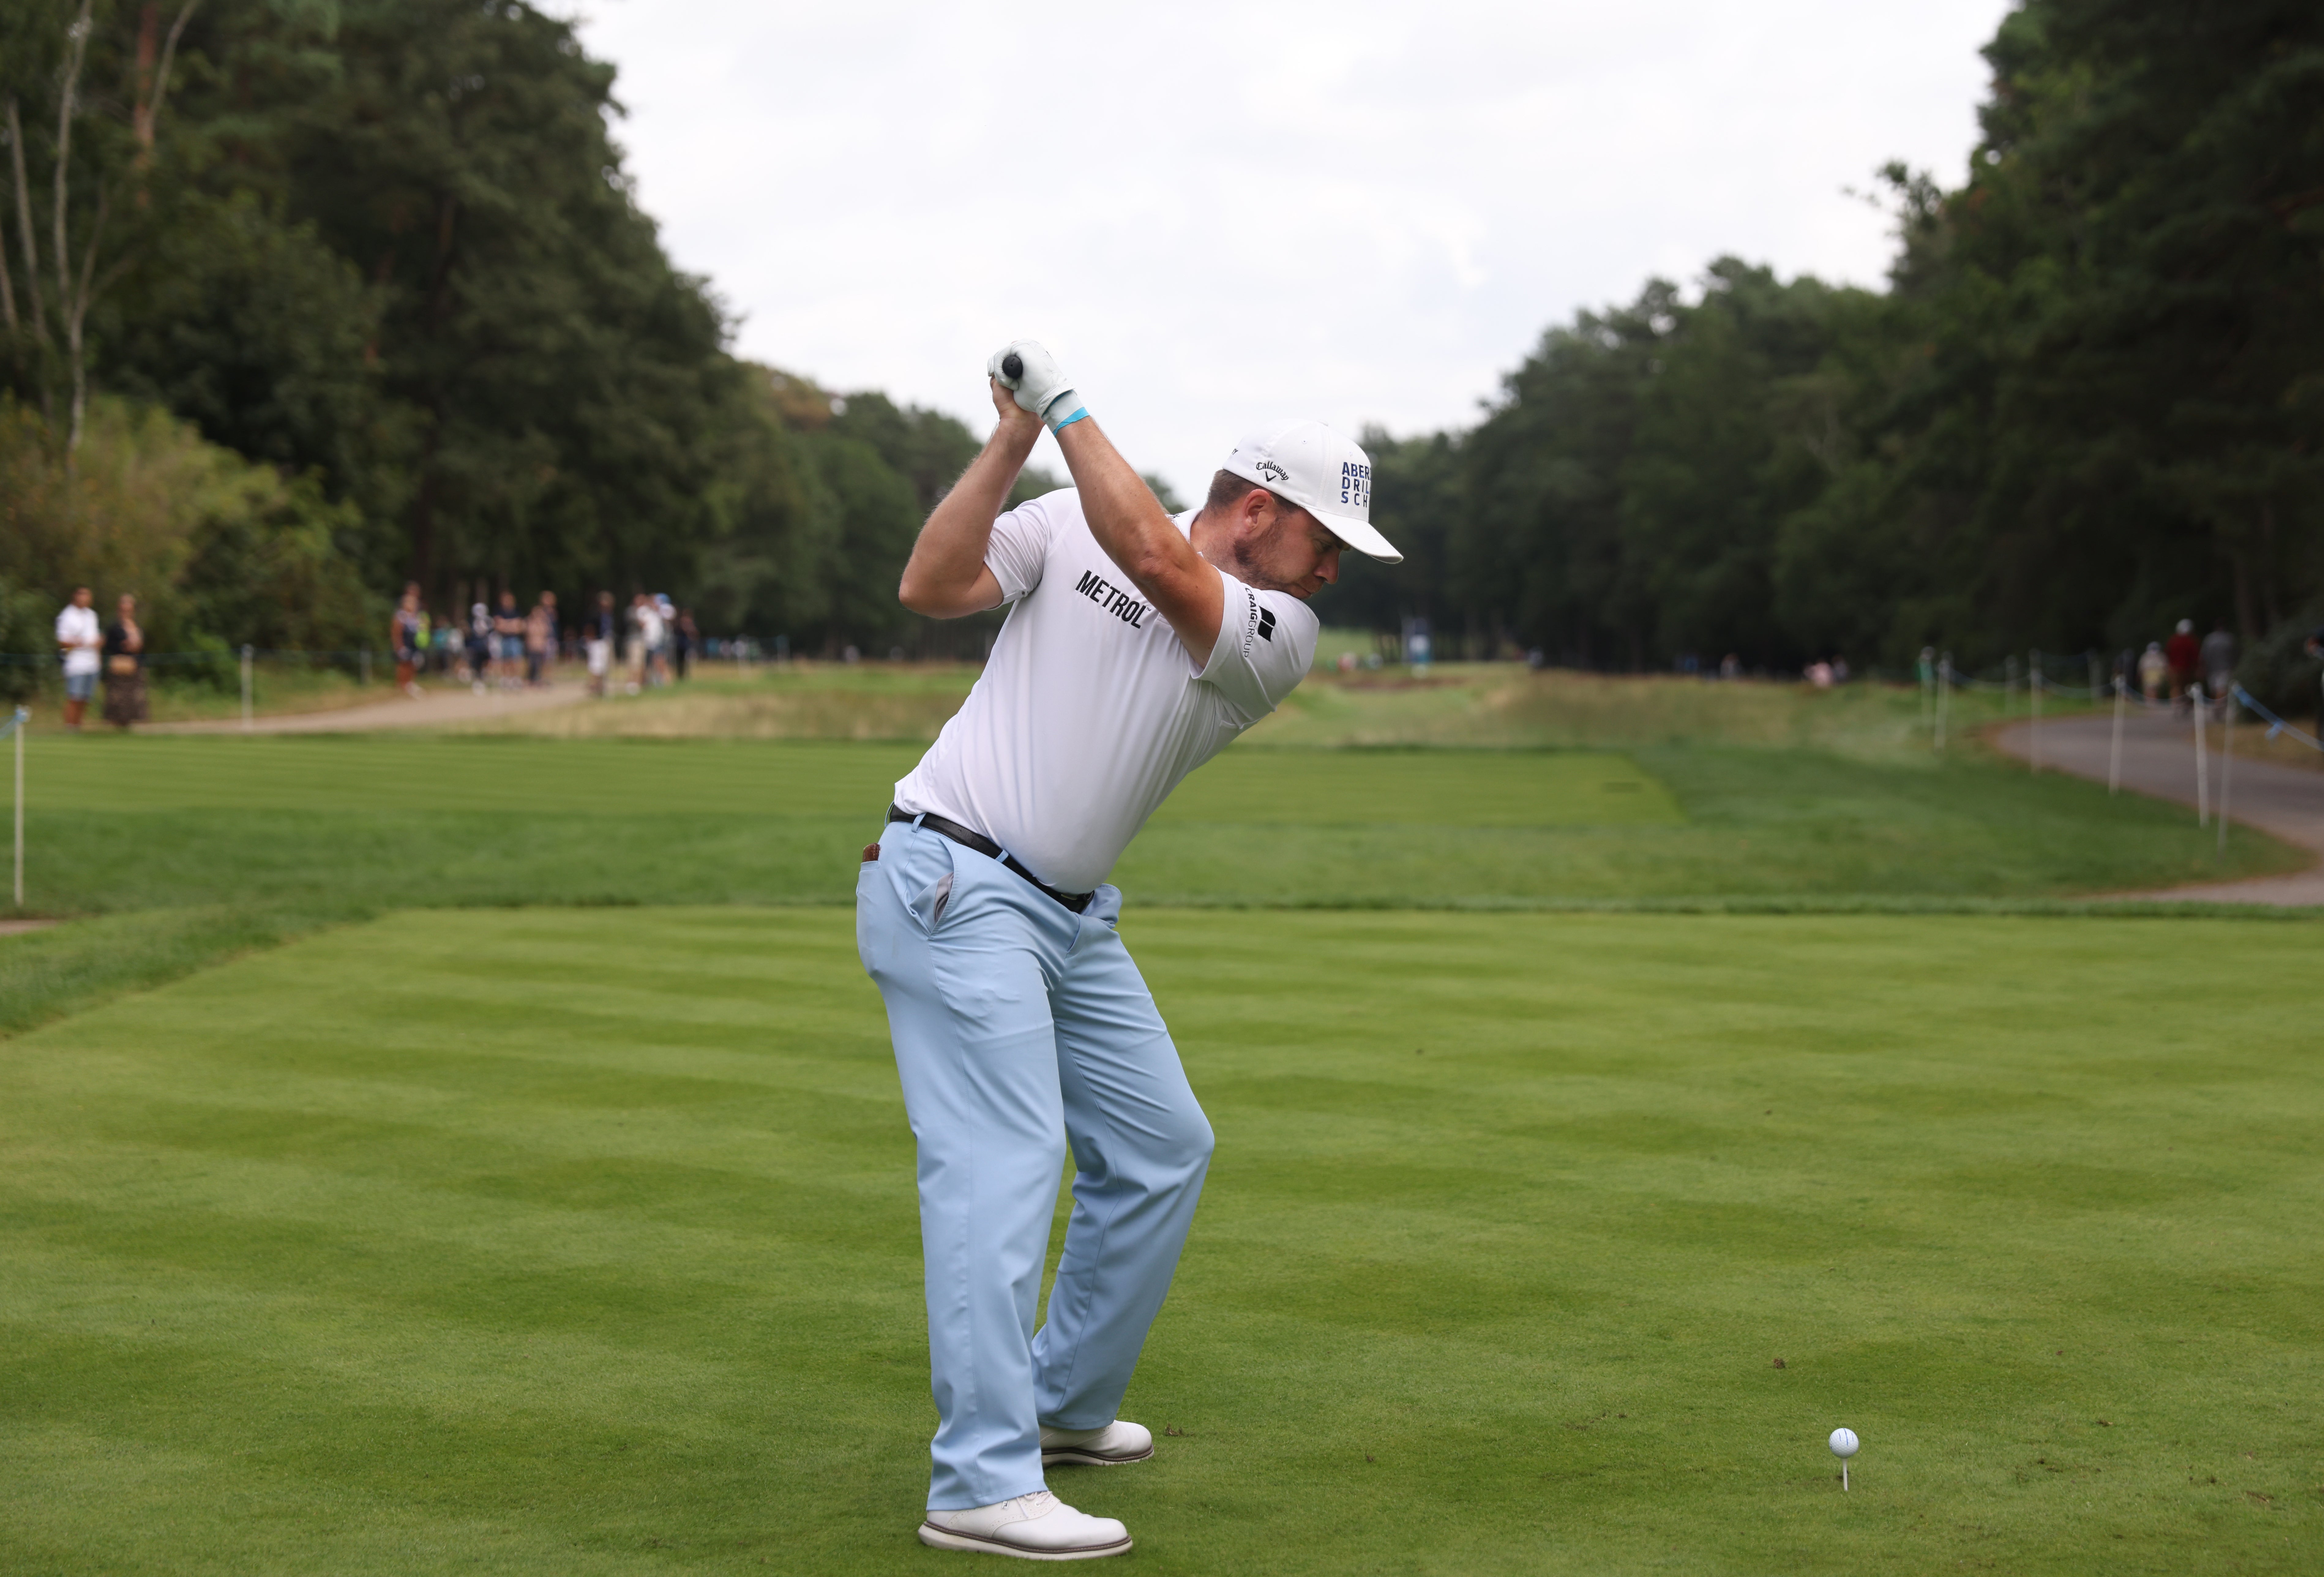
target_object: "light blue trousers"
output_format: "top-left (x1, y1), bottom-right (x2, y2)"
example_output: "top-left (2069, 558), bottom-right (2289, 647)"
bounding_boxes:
top-left (857, 819), bottom-right (1215, 1511)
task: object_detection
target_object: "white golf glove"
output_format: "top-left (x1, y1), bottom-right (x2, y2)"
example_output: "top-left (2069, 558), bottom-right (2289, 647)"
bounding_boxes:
top-left (987, 341), bottom-right (1087, 432)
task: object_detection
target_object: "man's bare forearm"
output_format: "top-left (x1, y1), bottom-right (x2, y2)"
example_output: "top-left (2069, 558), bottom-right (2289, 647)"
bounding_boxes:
top-left (1054, 418), bottom-right (1223, 655)
top-left (898, 408), bottom-right (1041, 617)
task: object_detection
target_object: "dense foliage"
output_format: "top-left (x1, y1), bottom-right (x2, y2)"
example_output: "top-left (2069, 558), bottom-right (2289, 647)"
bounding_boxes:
top-left (0, 0), bottom-right (1000, 656)
top-left (1357, 0), bottom-right (2324, 689)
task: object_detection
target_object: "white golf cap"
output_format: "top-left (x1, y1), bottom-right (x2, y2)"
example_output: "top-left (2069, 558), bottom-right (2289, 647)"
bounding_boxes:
top-left (1220, 420), bottom-right (1402, 564)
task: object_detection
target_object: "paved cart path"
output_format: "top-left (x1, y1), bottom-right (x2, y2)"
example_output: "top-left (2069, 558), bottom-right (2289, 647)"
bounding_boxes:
top-left (1992, 711), bottom-right (2324, 905)
top-left (145, 681), bottom-right (590, 735)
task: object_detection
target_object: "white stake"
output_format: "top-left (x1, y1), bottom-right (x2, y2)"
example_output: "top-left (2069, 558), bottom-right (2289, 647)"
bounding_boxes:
top-left (12, 707), bottom-right (24, 910)
top-left (2030, 650), bottom-right (2042, 774)
top-left (2219, 690), bottom-right (2235, 856)
top-left (2192, 683), bottom-right (2209, 827)
top-left (2109, 675), bottom-right (2125, 795)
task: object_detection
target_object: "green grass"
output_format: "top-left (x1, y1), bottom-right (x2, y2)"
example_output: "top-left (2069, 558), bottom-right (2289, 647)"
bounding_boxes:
top-left (4, 731), bottom-right (2301, 1036)
top-left (4, 906), bottom-right (2319, 1574)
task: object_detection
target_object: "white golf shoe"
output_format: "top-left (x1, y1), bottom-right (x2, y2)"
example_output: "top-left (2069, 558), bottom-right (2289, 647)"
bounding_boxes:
top-left (918, 1490), bottom-right (1131, 1560)
top-left (1039, 1419), bottom-right (1155, 1467)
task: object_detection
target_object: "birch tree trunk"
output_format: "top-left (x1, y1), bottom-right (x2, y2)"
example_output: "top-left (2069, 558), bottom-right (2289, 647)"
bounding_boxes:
top-left (52, 0), bottom-right (95, 452)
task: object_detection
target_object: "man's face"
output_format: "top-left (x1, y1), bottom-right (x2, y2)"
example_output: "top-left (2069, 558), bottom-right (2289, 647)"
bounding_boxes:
top-left (1243, 498), bottom-right (1344, 601)
top-left (73, 588), bottom-right (92, 608)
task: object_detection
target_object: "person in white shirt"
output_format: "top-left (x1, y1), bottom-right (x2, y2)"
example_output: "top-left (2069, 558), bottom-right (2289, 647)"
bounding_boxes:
top-left (858, 342), bottom-right (1399, 1561)
top-left (54, 586), bottom-right (102, 731)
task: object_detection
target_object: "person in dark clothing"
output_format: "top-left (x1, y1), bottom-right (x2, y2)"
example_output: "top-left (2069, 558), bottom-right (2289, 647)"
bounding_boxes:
top-left (392, 584), bottom-right (426, 698)
top-left (675, 609), bottom-right (698, 680)
top-left (466, 602), bottom-right (493, 693)
top-left (101, 593), bottom-right (148, 729)
top-left (2165, 619), bottom-right (2200, 707)
top-left (2199, 621), bottom-right (2237, 712)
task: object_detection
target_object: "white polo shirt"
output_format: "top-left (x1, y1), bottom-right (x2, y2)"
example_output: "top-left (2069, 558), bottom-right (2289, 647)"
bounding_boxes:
top-left (55, 604), bottom-right (101, 677)
top-left (893, 489), bottom-right (1318, 892)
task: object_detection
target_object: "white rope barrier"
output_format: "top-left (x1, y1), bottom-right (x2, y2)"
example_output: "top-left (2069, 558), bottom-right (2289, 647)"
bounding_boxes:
top-left (2231, 685), bottom-right (2324, 753)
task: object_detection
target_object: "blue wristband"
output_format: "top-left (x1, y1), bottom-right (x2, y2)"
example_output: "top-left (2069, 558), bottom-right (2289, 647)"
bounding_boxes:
top-left (1048, 405), bottom-right (1089, 432)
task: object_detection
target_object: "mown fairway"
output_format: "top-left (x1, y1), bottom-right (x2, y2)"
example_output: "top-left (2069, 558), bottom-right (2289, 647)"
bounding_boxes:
top-left (4, 724), bottom-right (2297, 1037)
top-left (4, 907), bottom-right (2318, 1575)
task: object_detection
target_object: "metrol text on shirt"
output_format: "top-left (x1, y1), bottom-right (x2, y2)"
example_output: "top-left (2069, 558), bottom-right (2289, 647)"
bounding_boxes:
top-left (893, 489), bottom-right (1317, 892)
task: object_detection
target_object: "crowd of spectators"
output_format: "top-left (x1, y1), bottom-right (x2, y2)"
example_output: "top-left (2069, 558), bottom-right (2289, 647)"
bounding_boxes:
top-left (2129, 618), bottom-right (2239, 715)
top-left (382, 588), bottom-right (698, 700)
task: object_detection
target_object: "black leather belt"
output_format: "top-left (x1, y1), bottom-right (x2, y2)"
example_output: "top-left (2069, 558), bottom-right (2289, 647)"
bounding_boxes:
top-left (887, 805), bottom-right (1095, 914)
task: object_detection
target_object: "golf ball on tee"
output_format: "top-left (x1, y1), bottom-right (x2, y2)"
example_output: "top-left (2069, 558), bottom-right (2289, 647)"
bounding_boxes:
top-left (1829, 1428), bottom-right (1860, 1458)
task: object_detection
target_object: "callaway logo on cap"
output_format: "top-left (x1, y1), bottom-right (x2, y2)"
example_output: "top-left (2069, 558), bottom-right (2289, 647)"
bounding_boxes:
top-left (1220, 421), bottom-right (1403, 565)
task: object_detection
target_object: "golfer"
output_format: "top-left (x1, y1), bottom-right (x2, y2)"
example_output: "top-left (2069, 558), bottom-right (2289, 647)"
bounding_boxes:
top-left (858, 342), bottom-right (1398, 1560)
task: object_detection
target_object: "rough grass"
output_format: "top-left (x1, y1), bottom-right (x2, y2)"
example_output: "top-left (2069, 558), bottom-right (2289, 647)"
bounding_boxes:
top-left (464, 664), bottom-right (984, 741)
top-left (3, 906), bottom-right (2318, 1575)
top-left (443, 656), bottom-right (2074, 758)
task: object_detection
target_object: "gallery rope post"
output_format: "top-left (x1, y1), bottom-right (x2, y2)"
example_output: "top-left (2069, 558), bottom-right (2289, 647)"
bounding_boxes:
top-left (2029, 650), bottom-right (2042, 775)
top-left (11, 707), bottom-right (24, 909)
top-left (2218, 689), bottom-right (2235, 856)
top-left (2109, 675), bottom-right (2126, 795)
top-left (2191, 682), bottom-right (2209, 828)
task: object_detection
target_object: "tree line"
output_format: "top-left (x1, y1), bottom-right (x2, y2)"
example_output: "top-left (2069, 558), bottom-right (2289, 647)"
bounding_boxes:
top-left (4, 0), bottom-right (2319, 711)
top-left (1336, 0), bottom-right (2324, 707)
top-left (0, 0), bottom-right (1070, 681)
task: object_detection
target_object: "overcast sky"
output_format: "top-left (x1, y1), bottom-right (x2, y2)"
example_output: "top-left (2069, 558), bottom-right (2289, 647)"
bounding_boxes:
top-left (567, 0), bottom-right (2012, 499)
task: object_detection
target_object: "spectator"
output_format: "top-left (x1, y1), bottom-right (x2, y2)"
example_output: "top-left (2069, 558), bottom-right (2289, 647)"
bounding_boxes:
top-left (2138, 641), bottom-right (2169, 704)
top-left (526, 591), bottom-right (558, 687)
top-left (1719, 653), bottom-right (1742, 680)
top-left (493, 591), bottom-right (525, 690)
top-left (466, 601), bottom-right (493, 693)
top-left (586, 591), bottom-right (616, 697)
top-left (54, 584), bottom-right (100, 730)
top-left (101, 593), bottom-right (148, 730)
top-left (674, 607), bottom-right (698, 681)
top-left (391, 584), bottom-right (426, 699)
top-left (2165, 618), bottom-right (2199, 705)
top-left (2308, 622), bottom-right (2324, 738)
top-left (650, 594), bottom-right (675, 686)
top-left (623, 593), bottom-right (649, 695)
top-left (2199, 621), bottom-right (2236, 708)
top-left (636, 594), bottom-right (668, 689)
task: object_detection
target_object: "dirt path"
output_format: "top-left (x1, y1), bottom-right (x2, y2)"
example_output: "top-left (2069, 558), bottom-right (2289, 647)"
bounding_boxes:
top-left (144, 681), bottom-right (590, 735)
top-left (1991, 710), bottom-right (2324, 905)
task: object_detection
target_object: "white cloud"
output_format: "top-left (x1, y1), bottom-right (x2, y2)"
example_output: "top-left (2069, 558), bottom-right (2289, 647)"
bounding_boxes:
top-left (567, 0), bottom-right (2009, 495)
